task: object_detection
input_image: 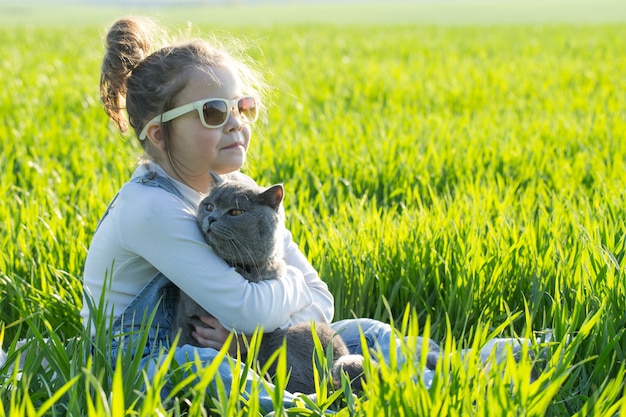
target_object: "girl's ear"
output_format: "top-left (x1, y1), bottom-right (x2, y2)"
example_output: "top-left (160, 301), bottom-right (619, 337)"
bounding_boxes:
top-left (145, 122), bottom-right (165, 150)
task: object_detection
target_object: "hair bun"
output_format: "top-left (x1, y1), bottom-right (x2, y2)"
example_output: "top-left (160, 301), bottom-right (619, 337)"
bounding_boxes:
top-left (100, 17), bottom-right (154, 132)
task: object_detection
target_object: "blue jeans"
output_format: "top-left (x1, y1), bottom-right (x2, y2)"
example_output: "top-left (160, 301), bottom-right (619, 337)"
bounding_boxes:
top-left (108, 273), bottom-right (409, 411)
top-left (108, 272), bottom-right (536, 411)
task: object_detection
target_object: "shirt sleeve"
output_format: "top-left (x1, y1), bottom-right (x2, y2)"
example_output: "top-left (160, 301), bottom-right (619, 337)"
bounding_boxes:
top-left (116, 182), bottom-right (314, 334)
top-left (281, 228), bottom-right (335, 325)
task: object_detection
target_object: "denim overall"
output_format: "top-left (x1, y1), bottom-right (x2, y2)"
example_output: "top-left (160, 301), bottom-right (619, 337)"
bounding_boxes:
top-left (99, 171), bottom-right (530, 409)
top-left (102, 172), bottom-right (186, 365)
top-left (98, 171), bottom-right (411, 409)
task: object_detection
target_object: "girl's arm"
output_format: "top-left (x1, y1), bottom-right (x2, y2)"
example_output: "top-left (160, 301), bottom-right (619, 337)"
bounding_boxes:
top-left (281, 228), bottom-right (334, 324)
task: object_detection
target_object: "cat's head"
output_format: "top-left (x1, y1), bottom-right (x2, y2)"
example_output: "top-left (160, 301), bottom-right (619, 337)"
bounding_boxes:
top-left (197, 173), bottom-right (285, 271)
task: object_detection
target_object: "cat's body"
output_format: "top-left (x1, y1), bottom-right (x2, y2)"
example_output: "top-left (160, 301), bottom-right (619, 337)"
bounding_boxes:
top-left (170, 172), bottom-right (364, 394)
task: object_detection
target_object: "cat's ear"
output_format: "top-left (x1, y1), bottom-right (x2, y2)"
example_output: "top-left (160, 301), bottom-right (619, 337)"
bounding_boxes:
top-left (209, 171), bottom-right (223, 186)
top-left (261, 184), bottom-right (284, 210)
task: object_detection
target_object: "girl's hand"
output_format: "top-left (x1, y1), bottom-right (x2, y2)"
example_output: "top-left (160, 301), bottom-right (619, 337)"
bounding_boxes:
top-left (192, 315), bottom-right (247, 357)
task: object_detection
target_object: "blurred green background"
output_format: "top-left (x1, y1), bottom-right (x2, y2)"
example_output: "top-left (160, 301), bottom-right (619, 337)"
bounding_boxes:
top-left (1, 0), bottom-right (625, 28)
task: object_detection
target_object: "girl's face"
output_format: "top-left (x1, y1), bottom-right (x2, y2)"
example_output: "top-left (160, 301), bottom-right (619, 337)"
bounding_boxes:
top-left (157, 66), bottom-right (252, 192)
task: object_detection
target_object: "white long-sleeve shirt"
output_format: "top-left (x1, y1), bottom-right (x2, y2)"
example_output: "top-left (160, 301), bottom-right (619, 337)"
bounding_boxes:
top-left (81, 163), bottom-right (334, 335)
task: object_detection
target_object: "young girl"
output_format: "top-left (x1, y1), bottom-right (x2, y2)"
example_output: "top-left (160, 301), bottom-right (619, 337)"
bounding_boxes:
top-left (82, 16), bottom-right (533, 411)
top-left (82, 16), bottom-right (403, 410)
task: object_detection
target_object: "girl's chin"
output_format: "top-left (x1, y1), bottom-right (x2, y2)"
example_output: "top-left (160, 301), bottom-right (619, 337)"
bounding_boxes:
top-left (213, 159), bottom-right (246, 175)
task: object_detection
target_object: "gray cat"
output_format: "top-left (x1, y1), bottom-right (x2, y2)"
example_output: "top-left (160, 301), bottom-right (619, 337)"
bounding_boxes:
top-left (170, 172), bottom-right (365, 395)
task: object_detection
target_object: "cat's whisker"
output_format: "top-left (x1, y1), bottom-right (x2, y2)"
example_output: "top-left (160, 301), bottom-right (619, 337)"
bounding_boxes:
top-left (231, 236), bottom-right (261, 272)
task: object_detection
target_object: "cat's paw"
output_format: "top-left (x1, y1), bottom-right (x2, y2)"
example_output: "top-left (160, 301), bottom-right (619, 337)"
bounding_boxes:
top-left (331, 354), bottom-right (367, 394)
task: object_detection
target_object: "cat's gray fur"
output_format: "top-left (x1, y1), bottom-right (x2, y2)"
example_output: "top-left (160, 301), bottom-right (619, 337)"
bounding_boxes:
top-left (170, 172), bottom-right (365, 394)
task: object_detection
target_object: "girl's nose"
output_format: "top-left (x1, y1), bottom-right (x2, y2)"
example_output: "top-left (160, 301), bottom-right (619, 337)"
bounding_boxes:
top-left (226, 108), bottom-right (244, 131)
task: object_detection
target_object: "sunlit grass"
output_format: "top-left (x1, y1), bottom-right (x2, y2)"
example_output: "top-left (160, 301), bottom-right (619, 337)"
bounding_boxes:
top-left (1, 19), bottom-right (625, 416)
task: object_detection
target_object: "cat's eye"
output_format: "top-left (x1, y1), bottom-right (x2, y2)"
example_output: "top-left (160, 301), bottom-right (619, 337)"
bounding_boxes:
top-left (205, 203), bottom-right (215, 212)
top-left (228, 209), bottom-right (245, 216)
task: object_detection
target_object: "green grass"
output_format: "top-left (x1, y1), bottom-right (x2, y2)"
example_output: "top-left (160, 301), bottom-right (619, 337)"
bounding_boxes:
top-left (1, 3), bottom-right (626, 415)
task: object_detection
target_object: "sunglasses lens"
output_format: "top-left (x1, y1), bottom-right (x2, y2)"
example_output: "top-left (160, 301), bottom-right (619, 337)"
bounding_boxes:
top-left (237, 97), bottom-right (258, 123)
top-left (202, 100), bottom-right (229, 126)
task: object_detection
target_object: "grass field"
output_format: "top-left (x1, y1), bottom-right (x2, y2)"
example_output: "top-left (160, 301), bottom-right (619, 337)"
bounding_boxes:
top-left (1, 1), bottom-right (626, 415)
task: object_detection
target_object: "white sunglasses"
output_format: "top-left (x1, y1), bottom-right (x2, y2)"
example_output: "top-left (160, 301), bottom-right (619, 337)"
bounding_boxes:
top-left (139, 96), bottom-right (258, 140)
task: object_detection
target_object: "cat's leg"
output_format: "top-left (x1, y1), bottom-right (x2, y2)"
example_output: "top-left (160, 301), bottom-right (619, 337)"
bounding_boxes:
top-left (330, 353), bottom-right (366, 393)
top-left (255, 326), bottom-right (319, 394)
top-left (256, 323), bottom-right (353, 395)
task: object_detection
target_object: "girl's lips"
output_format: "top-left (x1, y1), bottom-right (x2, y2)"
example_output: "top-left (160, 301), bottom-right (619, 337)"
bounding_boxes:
top-left (223, 143), bottom-right (245, 150)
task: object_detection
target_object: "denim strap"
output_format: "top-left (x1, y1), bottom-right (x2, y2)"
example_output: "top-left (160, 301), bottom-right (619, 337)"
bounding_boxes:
top-left (132, 171), bottom-right (193, 207)
top-left (95, 170), bottom-right (192, 232)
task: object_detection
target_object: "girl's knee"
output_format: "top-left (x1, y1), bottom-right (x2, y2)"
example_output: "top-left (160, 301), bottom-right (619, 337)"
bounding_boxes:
top-left (332, 318), bottom-right (393, 355)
